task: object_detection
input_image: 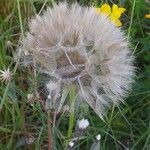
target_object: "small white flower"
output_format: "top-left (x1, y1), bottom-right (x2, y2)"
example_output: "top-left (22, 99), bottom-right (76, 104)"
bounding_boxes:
top-left (96, 134), bottom-right (101, 141)
top-left (0, 68), bottom-right (12, 83)
top-left (26, 137), bottom-right (35, 144)
top-left (69, 141), bottom-right (74, 147)
top-left (27, 93), bottom-right (34, 101)
top-left (48, 94), bottom-right (51, 99)
top-left (6, 41), bottom-right (13, 50)
top-left (78, 118), bottom-right (89, 130)
top-left (62, 105), bottom-right (70, 113)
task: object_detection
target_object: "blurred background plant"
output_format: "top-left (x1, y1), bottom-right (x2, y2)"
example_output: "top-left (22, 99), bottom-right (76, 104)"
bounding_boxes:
top-left (0, 0), bottom-right (150, 149)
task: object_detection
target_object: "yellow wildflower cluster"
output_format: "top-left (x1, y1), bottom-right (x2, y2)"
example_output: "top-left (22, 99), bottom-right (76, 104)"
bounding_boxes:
top-left (95, 4), bottom-right (126, 27)
top-left (145, 14), bottom-right (150, 19)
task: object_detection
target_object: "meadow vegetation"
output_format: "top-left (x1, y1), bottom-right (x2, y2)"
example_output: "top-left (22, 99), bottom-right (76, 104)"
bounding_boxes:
top-left (0, 0), bottom-right (150, 149)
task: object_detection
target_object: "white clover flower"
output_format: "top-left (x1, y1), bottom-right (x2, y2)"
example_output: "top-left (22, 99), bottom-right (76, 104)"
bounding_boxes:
top-left (96, 134), bottom-right (101, 140)
top-left (78, 118), bottom-right (89, 130)
top-left (0, 68), bottom-right (12, 83)
top-left (21, 3), bottom-right (135, 118)
top-left (68, 141), bottom-right (74, 147)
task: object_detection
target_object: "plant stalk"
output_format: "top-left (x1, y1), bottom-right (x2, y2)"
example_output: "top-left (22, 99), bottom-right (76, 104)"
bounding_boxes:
top-left (48, 110), bottom-right (53, 150)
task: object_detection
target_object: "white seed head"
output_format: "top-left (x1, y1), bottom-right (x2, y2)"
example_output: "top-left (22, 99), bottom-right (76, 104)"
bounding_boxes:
top-left (78, 118), bottom-right (89, 130)
top-left (96, 134), bottom-right (101, 140)
top-left (0, 68), bottom-right (12, 83)
top-left (22, 3), bottom-right (135, 118)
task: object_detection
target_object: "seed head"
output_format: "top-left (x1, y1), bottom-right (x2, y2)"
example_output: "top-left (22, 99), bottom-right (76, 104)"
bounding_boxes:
top-left (0, 68), bottom-right (12, 83)
top-left (22, 3), bottom-right (135, 118)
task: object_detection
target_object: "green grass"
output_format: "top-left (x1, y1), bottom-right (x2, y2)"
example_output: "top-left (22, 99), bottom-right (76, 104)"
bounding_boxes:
top-left (0, 0), bottom-right (150, 149)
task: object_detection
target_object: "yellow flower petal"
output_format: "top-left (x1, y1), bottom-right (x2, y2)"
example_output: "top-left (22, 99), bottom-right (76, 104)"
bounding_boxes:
top-left (113, 19), bottom-right (122, 27)
top-left (110, 12), bottom-right (121, 20)
top-left (112, 4), bottom-right (125, 14)
top-left (118, 7), bottom-right (126, 13)
top-left (100, 4), bottom-right (111, 15)
top-left (98, 4), bottom-right (125, 27)
top-left (145, 14), bottom-right (150, 19)
top-left (95, 8), bottom-right (101, 14)
top-left (112, 4), bottom-right (118, 12)
top-left (112, 4), bottom-right (126, 19)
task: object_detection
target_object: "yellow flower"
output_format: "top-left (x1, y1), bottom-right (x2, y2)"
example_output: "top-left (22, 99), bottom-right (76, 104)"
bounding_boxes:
top-left (99, 4), bottom-right (111, 15)
top-left (95, 4), bottom-right (126, 27)
top-left (111, 4), bottom-right (125, 18)
top-left (145, 14), bottom-right (150, 19)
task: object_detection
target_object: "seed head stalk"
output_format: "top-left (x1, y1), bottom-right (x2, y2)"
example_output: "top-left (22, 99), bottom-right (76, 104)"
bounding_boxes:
top-left (48, 110), bottom-right (53, 150)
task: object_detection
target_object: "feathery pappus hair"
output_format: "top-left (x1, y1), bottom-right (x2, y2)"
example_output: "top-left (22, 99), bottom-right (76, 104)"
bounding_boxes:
top-left (22, 3), bottom-right (135, 118)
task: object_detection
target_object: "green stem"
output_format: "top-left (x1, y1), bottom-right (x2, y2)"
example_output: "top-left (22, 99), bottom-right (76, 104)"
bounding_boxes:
top-left (48, 110), bottom-right (53, 150)
top-left (127, 0), bottom-right (136, 40)
top-left (0, 82), bottom-right (10, 110)
top-left (67, 112), bottom-right (75, 140)
top-left (16, 0), bottom-right (24, 37)
top-left (66, 85), bottom-right (76, 146)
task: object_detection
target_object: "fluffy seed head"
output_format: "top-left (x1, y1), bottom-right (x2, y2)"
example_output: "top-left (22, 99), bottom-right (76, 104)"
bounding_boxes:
top-left (22, 3), bottom-right (135, 118)
top-left (0, 68), bottom-right (12, 83)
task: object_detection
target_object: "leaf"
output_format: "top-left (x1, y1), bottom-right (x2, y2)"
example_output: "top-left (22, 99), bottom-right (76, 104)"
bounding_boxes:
top-left (7, 82), bottom-right (18, 102)
top-left (90, 141), bottom-right (100, 150)
top-left (57, 88), bottom-right (69, 113)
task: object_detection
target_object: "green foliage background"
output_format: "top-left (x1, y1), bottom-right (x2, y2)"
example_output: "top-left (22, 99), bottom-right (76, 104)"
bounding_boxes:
top-left (0, 0), bottom-right (150, 149)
